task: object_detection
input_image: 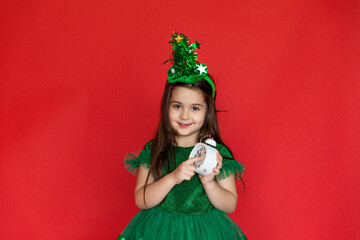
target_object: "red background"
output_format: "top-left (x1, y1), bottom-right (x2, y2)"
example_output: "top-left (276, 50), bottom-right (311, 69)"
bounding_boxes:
top-left (1, 0), bottom-right (359, 239)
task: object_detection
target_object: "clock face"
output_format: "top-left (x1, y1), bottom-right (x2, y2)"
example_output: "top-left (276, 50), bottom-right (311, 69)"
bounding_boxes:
top-left (193, 146), bottom-right (206, 169)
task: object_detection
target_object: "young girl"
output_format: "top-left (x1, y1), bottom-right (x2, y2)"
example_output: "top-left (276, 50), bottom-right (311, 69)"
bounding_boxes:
top-left (118, 33), bottom-right (247, 240)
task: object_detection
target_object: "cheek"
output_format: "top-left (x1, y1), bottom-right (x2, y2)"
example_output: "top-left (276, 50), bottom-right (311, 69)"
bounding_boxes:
top-left (196, 112), bottom-right (206, 124)
top-left (168, 109), bottom-right (176, 121)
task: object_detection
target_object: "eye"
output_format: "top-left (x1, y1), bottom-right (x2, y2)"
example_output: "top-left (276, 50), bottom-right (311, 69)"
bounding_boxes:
top-left (173, 104), bottom-right (181, 109)
top-left (192, 106), bottom-right (200, 111)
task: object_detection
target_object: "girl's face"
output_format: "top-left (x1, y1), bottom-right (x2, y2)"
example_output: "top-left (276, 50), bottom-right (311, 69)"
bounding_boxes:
top-left (169, 86), bottom-right (206, 146)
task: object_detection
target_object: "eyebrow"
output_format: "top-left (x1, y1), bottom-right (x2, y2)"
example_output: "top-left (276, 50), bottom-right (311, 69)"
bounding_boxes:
top-left (170, 101), bottom-right (204, 107)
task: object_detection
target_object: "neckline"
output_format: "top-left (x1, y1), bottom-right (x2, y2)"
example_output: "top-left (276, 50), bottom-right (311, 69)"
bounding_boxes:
top-left (173, 145), bottom-right (194, 149)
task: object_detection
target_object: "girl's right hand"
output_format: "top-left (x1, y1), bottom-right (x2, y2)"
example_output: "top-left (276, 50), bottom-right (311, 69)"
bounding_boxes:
top-left (171, 156), bottom-right (203, 184)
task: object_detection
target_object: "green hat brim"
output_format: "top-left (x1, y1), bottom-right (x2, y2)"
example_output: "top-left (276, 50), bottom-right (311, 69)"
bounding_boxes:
top-left (167, 67), bottom-right (215, 98)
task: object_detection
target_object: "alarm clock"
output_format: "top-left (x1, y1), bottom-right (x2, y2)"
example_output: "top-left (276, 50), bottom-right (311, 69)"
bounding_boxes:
top-left (189, 139), bottom-right (219, 176)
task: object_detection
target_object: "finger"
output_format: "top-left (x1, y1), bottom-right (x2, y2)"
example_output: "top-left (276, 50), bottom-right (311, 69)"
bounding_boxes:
top-left (187, 156), bottom-right (203, 164)
top-left (216, 154), bottom-right (223, 169)
top-left (182, 164), bottom-right (195, 172)
top-left (185, 170), bottom-right (195, 177)
top-left (213, 168), bottom-right (220, 176)
top-left (188, 165), bottom-right (196, 172)
top-left (183, 173), bottom-right (192, 180)
top-left (206, 172), bottom-right (215, 179)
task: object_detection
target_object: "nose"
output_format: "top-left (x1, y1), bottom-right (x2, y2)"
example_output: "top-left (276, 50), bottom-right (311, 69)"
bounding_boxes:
top-left (180, 109), bottom-right (189, 120)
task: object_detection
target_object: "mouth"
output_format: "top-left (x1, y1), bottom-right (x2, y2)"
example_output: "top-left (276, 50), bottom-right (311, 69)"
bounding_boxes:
top-left (178, 122), bottom-right (192, 128)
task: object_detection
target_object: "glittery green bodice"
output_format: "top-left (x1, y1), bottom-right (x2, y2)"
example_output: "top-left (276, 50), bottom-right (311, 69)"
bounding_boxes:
top-left (124, 141), bottom-right (245, 215)
top-left (158, 146), bottom-right (213, 214)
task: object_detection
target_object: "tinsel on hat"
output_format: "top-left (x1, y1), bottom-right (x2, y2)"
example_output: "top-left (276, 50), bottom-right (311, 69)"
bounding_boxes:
top-left (164, 32), bottom-right (208, 84)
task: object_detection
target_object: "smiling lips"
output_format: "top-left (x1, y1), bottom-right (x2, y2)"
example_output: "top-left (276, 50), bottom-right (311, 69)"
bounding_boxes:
top-left (178, 122), bottom-right (192, 128)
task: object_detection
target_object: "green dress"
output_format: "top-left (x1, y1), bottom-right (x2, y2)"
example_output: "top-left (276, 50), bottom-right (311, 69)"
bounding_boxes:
top-left (118, 141), bottom-right (247, 240)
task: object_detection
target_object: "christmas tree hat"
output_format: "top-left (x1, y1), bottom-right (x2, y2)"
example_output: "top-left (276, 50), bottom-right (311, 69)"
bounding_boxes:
top-left (164, 32), bottom-right (215, 97)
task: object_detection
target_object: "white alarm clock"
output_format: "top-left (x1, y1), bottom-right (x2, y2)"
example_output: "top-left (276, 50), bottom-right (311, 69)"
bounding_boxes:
top-left (189, 139), bottom-right (219, 176)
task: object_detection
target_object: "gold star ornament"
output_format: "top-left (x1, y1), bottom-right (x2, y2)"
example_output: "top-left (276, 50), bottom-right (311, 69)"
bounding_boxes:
top-left (175, 35), bottom-right (183, 43)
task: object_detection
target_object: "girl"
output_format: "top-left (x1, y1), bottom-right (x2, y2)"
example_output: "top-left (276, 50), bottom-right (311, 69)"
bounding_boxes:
top-left (118, 33), bottom-right (246, 240)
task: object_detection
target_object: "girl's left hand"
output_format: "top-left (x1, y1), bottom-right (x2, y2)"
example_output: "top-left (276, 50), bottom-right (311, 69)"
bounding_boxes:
top-left (199, 152), bottom-right (223, 185)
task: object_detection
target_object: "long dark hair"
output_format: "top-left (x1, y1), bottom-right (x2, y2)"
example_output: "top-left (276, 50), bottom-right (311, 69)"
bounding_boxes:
top-left (143, 76), bottom-right (245, 206)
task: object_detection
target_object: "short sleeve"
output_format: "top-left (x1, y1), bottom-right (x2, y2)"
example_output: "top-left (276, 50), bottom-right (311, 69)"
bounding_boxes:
top-left (216, 144), bottom-right (245, 180)
top-left (124, 141), bottom-right (152, 175)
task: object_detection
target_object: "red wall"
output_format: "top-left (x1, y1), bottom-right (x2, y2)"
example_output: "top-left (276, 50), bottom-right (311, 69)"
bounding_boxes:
top-left (1, 0), bottom-right (359, 239)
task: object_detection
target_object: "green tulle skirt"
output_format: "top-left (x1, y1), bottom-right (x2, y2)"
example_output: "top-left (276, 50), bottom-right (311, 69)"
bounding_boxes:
top-left (117, 208), bottom-right (247, 240)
